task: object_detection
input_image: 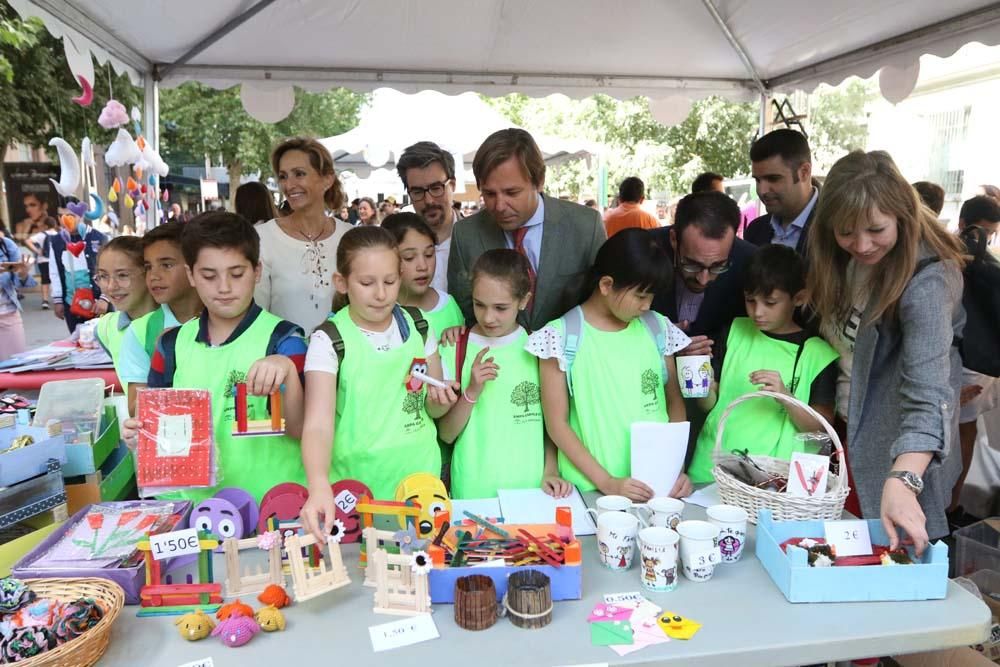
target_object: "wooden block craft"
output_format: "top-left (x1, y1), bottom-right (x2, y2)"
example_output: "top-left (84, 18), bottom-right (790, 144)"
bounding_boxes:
top-left (136, 389), bottom-right (214, 488)
top-left (136, 531), bottom-right (222, 616)
top-left (231, 384), bottom-right (285, 438)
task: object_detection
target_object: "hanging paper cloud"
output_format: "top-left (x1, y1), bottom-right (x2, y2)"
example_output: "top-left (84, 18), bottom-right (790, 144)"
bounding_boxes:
top-left (48, 138), bottom-right (81, 197)
top-left (105, 129), bottom-right (141, 167)
top-left (98, 100), bottom-right (129, 129)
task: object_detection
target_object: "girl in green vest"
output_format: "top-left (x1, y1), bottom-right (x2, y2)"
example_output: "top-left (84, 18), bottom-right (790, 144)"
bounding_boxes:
top-left (94, 237), bottom-right (156, 396)
top-left (528, 228), bottom-right (692, 502)
top-left (437, 249), bottom-right (571, 499)
top-left (687, 244), bottom-right (839, 483)
top-left (381, 213), bottom-right (465, 336)
top-left (299, 226), bottom-right (453, 542)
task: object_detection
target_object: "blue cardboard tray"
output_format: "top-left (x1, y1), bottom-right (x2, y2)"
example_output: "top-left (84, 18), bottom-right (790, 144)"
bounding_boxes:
top-left (429, 563), bottom-right (582, 604)
top-left (0, 424), bottom-right (67, 487)
top-left (755, 509), bottom-right (949, 603)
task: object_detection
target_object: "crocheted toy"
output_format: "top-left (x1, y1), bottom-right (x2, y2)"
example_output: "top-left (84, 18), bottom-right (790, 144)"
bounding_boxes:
top-left (0, 626), bottom-right (57, 661)
top-left (174, 609), bottom-right (215, 642)
top-left (52, 597), bottom-right (103, 644)
top-left (257, 584), bottom-right (291, 609)
top-left (211, 615), bottom-right (260, 647)
top-left (0, 579), bottom-right (36, 614)
top-left (254, 605), bottom-right (285, 632)
top-left (216, 599), bottom-right (254, 621)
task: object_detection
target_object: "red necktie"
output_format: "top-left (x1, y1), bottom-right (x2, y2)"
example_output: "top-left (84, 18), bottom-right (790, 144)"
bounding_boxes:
top-left (513, 226), bottom-right (536, 308)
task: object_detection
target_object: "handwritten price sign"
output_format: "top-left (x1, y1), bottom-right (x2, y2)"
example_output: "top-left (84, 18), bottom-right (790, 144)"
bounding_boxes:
top-left (823, 520), bottom-right (873, 557)
top-left (149, 528), bottom-right (203, 561)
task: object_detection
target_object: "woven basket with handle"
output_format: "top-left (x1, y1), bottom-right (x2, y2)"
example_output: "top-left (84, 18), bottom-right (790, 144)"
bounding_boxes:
top-left (14, 578), bottom-right (124, 667)
top-left (711, 390), bottom-right (849, 524)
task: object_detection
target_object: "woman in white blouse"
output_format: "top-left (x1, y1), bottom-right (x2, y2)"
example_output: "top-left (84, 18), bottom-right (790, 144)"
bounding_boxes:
top-left (255, 137), bottom-right (353, 333)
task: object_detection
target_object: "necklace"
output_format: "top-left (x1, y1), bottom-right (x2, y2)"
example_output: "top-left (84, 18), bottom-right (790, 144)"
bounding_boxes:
top-left (294, 217), bottom-right (333, 310)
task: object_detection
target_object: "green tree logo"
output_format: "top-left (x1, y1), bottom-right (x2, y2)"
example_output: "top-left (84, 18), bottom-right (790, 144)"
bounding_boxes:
top-left (227, 370), bottom-right (247, 397)
top-left (641, 369), bottom-right (659, 397)
top-left (402, 391), bottom-right (423, 422)
top-left (510, 381), bottom-right (541, 414)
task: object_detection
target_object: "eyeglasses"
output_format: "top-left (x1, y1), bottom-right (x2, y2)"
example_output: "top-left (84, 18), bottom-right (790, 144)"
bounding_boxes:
top-left (407, 180), bottom-right (449, 202)
top-left (678, 258), bottom-right (731, 275)
top-left (95, 269), bottom-right (141, 287)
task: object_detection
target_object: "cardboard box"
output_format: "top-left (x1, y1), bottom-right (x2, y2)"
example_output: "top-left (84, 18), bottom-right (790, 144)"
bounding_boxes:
top-left (63, 441), bottom-right (136, 514)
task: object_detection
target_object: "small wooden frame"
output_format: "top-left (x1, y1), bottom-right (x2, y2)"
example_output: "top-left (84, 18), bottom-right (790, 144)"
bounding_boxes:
top-left (454, 575), bottom-right (497, 630)
top-left (356, 495), bottom-right (422, 568)
top-left (505, 570), bottom-right (552, 629)
top-left (371, 548), bottom-right (431, 617)
top-left (284, 533), bottom-right (350, 602)
top-left (136, 531), bottom-right (222, 616)
top-left (223, 536), bottom-right (283, 598)
top-left (231, 384), bottom-right (284, 437)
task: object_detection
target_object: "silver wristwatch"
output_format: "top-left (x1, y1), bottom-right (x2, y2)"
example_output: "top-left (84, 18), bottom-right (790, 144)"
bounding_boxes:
top-left (887, 470), bottom-right (924, 495)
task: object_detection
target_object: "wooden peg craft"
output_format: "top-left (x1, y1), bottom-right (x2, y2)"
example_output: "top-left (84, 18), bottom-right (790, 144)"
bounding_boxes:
top-left (504, 570), bottom-right (552, 629)
top-left (232, 383), bottom-right (285, 437)
top-left (454, 575), bottom-right (497, 631)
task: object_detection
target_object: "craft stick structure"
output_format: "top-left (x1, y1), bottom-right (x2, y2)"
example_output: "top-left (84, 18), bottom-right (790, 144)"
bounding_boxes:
top-left (232, 383), bottom-right (285, 437)
top-left (356, 495), bottom-right (422, 571)
top-left (371, 548), bottom-right (432, 616)
top-left (136, 531), bottom-right (222, 616)
top-left (223, 535), bottom-right (283, 598)
top-left (283, 533), bottom-right (350, 602)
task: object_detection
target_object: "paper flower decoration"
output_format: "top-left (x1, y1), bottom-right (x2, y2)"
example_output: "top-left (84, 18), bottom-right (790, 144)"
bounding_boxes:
top-left (328, 519), bottom-right (346, 544)
top-left (410, 550), bottom-right (432, 575)
top-left (255, 531), bottom-right (280, 551)
top-left (98, 100), bottom-right (129, 129)
top-left (105, 129), bottom-right (141, 167)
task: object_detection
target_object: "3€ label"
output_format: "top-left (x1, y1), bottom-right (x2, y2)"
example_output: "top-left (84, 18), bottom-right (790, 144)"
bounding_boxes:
top-left (823, 520), bottom-right (873, 557)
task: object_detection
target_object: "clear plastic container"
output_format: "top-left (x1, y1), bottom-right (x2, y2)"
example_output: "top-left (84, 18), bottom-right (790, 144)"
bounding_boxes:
top-left (32, 377), bottom-right (105, 445)
top-left (953, 518), bottom-right (1000, 578)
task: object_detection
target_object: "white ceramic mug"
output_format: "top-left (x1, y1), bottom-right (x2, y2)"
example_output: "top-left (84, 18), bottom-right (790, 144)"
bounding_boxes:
top-left (706, 504), bottom-right (749, 563)
top-left (595, 511), bottom-right (641, 571)
top-left (677, 355), bottom-right (712, 398)
top-left (585, 495), bottom-right (649, 527)
top-left (637, 497), bottom-right (684, 529)
top-left (676, 520), bottom-right (722, 582)
top-left (637, 527), bottom-right (680, 592)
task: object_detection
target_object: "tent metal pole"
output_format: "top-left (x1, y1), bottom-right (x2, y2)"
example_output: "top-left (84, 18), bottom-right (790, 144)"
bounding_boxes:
top-left (759, 92), bottom-right (767, 136)
top-left (155, 0), bottom-right (277, 81)
top-left (143, 74), bottom-right (160, 153)
top-left (700, 0), bottom-right (768, 96)
top-left (767, 3), bottom-right (1000, 89)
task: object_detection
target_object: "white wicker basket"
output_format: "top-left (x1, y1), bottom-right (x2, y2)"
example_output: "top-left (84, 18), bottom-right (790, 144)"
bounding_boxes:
top-left (711, 390), bottom-right (849, 524)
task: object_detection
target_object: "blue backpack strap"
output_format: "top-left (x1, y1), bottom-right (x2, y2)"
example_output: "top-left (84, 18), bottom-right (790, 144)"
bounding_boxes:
top-left (639, 310), bottom-right (669, 384)
top-left (561, 306), bottom-right (584, 397)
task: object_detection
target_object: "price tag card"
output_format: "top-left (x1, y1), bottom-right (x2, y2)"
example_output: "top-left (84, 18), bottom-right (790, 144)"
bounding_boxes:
top-left (149, 527), bottom-right (203, 561)
top-left (334, 489), bottom-right (359, 514)
top-left (369, 614), bottom-right (439, 652)
top-left (603, 591), bottom-right (645, 605)
top-left (824, 520), bottom-right (873, 557)
top-left (177, 659), bottom-right (214, 667)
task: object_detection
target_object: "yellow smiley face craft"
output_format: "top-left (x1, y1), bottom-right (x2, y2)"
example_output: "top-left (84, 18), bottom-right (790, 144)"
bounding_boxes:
top-left (657, 611), bottom-right (703, 640)
top-left (394, 473), bottom-right (452, 537)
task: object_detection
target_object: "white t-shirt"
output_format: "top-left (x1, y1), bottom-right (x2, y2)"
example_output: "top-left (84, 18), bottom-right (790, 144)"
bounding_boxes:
top-left (304, 316), bottom-right (438, 375)
top-left (432, 235), bottom-right (451, 293)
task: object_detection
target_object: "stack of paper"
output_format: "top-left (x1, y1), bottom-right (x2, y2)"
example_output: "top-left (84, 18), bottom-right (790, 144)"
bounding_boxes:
top-left (496, 487), bottom-right (595, 536)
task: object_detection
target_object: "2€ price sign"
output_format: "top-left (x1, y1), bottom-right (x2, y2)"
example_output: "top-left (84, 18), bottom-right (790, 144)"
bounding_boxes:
top-left (149, 527), bottom-right (203, 561)
top-left (823, 520), bottom-right (873, 557)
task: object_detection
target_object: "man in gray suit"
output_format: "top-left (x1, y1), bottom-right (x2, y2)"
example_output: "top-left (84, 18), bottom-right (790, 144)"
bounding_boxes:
top-left (448, 129), bottom-right (606, 331)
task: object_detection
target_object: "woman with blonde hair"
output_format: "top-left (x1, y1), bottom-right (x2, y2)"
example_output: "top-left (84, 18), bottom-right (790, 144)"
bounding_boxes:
top-left (255, 137), bottom-right (353, 333)
top-left (808, 150), bottom-right (966, 554)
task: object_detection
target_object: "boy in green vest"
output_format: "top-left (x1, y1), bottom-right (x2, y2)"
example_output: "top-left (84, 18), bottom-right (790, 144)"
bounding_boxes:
top-left (118, 221), bottom-right (204, 414)
top-left (122, 212), bottom-right (308, 503)
top-left (687, 244), bottom-right (839, 483)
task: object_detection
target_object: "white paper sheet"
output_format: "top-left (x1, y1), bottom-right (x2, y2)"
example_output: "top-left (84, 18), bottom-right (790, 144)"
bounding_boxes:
top-left (368, 615), bottom-right (439, 652)
top-left (630, 421), bottom-right (690, 497)
top-left (450, 498), bottom-right (503, 521)
top-left (496, 487), bottom-right (595, 536)
top-left (683, 483), bottom-right (722, 508)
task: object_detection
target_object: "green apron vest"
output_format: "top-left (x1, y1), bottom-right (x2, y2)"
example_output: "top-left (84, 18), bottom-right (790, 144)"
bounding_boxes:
top-left (130, 306), bottom-right (167, 358)
top-left (169, 310), bottom-right (307, 504)
top-left (330, 307), bottom-right (441, 499)
top-left (553, 316), bottom-right (670, 492)
top-left (688, 318), bottom-right (839, 483)
top-left (97, 312), bottom-right (130, 394)
top-left (422, 293), bottom-right (464, 338)
top-left (439, 329), bottom-right (544, 498)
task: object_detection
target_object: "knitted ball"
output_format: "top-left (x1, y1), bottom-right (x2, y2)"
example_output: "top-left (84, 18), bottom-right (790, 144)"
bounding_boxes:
top-left (1, 626), bottom-right (57, 661)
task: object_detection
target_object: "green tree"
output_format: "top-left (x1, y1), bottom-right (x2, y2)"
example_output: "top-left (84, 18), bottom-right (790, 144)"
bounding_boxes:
top-left (160, 84), bottom-right (365, 207)
top-left (641, 369), bottom-right (659, 397)
top-left (402, 391), bottom-right (423, 422)
top-left (510, 381), bottom-right (541, 414)
top-left (805, 80), bottom-right (873, 172)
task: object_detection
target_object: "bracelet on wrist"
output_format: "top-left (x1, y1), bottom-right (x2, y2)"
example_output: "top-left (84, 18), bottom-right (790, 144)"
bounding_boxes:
top-left (462, 390), bottom-right (477, 404)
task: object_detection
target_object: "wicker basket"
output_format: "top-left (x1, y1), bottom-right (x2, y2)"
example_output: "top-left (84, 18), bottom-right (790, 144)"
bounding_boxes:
top-left (15, 578), bottom-right (125, 667)
top-left (711, 390), bottom-right (849, 524)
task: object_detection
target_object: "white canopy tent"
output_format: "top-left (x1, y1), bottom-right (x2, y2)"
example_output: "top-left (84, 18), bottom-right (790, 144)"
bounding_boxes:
top-left (10, 0), bottom-right (1000, 151)
top-left (319, 88), bottom-right (602, 195)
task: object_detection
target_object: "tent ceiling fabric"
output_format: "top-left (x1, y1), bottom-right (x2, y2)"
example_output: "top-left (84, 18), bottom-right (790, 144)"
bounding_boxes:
top-left (11, 0), bottom-right (1000, 105)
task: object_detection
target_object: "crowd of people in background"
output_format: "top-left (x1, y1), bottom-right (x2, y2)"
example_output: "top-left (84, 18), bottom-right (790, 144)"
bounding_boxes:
top-left (1, 124), bottom-right (998, 556)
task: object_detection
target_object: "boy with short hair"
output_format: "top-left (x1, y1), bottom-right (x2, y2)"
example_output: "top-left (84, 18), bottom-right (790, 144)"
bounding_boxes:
top-left (687, 244), bottom-right (839, 483)
top-left (118, 222), bottom-right (204, 412)
top-left (123, 212), bottom-right (307, 503)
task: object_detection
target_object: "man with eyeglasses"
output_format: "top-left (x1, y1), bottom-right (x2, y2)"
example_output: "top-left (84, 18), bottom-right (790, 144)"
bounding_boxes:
top-left (651, 191), bottom-right (756, 358)
top-left (397, 141), bottom-right (459, 292)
